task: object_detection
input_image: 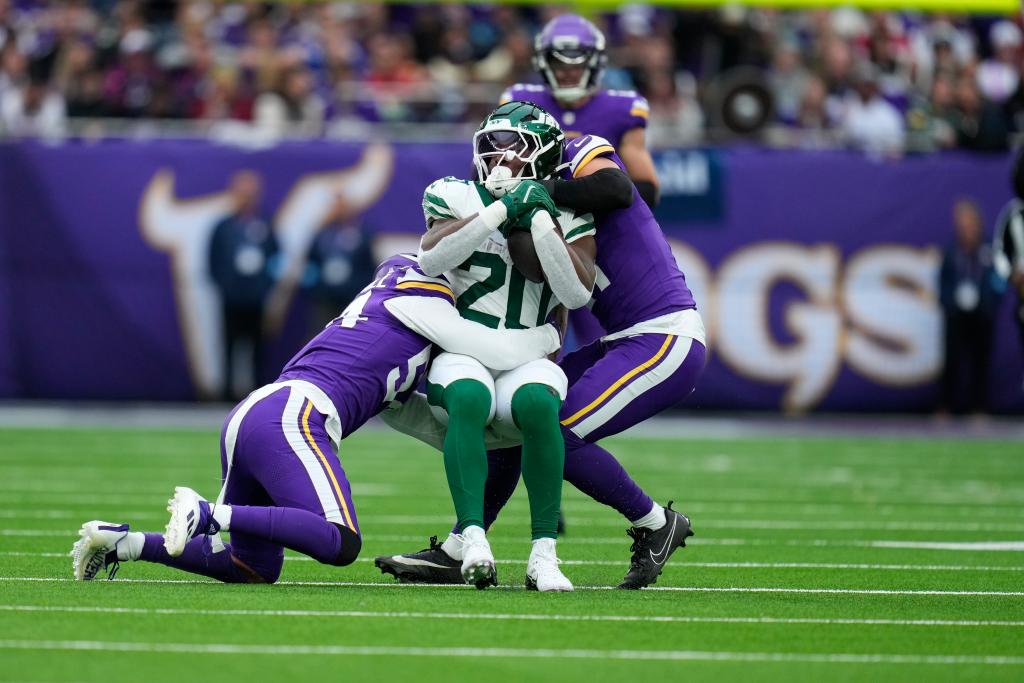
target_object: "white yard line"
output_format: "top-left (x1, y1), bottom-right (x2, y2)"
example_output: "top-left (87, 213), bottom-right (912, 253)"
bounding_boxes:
top-left (5, 495), bottom-right (1024, 520)
top-left (866, 541), bottom-right (1024, 551)
top-left (5, 551), bottom-right (1023, 572)
top-left (2, 577), bottom-right (1021, 596)
top-left (2, 605), bottom-right (1022, 628)
top-left (4, 510), bottom-right (1024, 532)
top-left (0, 639), bottom-right (1020, 665)
top-left (4, 529), bottom-right (1024, 552)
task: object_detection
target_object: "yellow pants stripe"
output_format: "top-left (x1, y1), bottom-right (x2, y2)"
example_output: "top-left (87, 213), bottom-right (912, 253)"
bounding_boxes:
top-left (301, 400), bottom-right (356, 531)
top-left (561, 335), bottom-right (675, 427)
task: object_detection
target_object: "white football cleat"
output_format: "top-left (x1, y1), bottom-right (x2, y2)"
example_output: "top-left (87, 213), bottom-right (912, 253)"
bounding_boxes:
top-left (460, 525), bottom-right (497, 589)
top-left (70, 521), bottom-right (130, 581)
top-left (526, 538), bottom-right (573, 592)
top-left (164, 486), bottom-right (217, 557)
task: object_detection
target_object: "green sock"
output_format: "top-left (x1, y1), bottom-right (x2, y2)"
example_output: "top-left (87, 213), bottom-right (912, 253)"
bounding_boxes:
top-left (511, 383), bottom-right (564, 540)
top-left (435, 379), bottom-right (492, 533)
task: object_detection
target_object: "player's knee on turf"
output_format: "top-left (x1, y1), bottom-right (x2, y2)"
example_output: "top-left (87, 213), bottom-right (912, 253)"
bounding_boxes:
top-left (326, 524), bottom-right (362, 567)
top-left (230, 553), bottom-right (283, 584)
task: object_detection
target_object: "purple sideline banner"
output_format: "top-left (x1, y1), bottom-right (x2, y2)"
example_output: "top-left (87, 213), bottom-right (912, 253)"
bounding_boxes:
top-left (0, 139), bottom-right (1020, 413)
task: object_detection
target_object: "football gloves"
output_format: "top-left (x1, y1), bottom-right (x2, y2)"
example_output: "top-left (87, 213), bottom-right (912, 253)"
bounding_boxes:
top-left (499, 181), bottom-right (559, 224)
top-left (505, 206), bottom-right (555, 235)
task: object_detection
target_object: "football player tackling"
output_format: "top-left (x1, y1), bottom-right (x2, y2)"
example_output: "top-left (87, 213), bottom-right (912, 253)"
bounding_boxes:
top-left (415, 101), bottom-right (598, 591)
top-left (378, 133), bottom-right (706, 589)
top-left (504, 13), bottom-right (660, 347)
top-left (70, 255), bottom-right (561, 583)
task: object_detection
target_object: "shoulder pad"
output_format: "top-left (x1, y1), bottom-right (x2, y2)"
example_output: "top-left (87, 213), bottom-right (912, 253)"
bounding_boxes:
top-left (423, 177), bottom-right (470, 223)
top-left (563, 134), bottom-right (616, 177)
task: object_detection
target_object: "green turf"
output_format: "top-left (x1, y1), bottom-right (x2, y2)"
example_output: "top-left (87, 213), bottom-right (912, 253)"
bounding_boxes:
top-left (0, 427), bottom-right (1022, 682)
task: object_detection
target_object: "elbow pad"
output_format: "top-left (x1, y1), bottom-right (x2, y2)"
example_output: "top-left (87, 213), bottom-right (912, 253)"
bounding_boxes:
top-left (635, 180), bottom-right (660, 209)
top-left (541, 168), bottom-right (634, 213)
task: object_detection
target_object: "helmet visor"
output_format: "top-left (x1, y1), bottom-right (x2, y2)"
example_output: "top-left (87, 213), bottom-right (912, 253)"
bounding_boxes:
top-left (474, 128), bottom-right (539, 163)
top-left (549, 47), bottom-right (594, 65)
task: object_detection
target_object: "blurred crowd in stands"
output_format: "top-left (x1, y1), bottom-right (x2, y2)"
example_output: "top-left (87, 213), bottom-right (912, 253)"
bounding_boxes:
top-left (0, 0), bottom-right (1022, 153)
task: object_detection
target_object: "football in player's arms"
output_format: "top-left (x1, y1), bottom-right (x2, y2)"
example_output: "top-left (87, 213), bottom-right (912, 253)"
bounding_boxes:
top-left (507, 226), bottom-right (545, 283)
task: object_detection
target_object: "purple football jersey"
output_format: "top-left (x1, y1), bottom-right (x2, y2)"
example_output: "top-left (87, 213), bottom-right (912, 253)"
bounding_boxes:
top-left (501, 84), bottom-right (648, 148)
top-left (559, 135), bottom-right (696, 335)
top-left (277, 259), bottom-right (449, 435)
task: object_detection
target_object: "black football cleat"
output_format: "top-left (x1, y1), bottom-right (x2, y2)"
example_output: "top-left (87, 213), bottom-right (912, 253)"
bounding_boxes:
top-left (616, 502), bottom-right (694, 589)
top-left (374, 535), bottom-right (464, 584)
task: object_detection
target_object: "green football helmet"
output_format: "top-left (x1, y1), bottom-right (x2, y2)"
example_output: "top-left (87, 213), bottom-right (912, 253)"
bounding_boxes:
top-left (473, 101), bottom-right (565, 197)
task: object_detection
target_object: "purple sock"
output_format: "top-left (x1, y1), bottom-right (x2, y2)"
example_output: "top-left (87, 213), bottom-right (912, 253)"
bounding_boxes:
top-left (140, 533), bottom-right (255, 583)
top-left (230, 506), bottom-right (345, 565)
top-left (563, 437), bottom-right (654, 522)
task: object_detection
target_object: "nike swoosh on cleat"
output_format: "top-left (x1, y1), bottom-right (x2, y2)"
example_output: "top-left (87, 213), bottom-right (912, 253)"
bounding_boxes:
top-left (390, 557), bottom-right (455, 569)
top-left (649, 516), bottom-right (678, 565)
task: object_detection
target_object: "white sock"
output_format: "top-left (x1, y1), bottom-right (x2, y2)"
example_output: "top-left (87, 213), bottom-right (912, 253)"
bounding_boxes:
top-left (440, 532), bottom-right (464, 560)
top-left (631, 503), bottom-right (666, 531)
top-left (531, 537), bottom-right (556, 556)
top-left (117, 531), bottom-right (145, 561)
top-left (212, 504), bottom-right (232, 531)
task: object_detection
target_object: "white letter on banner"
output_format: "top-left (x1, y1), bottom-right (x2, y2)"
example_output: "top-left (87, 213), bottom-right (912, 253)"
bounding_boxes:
top-left (138, 145), bottom-right (394, 398)
top-left (716, 243), bottom-right (842, 412)
top-left (666, 238), bottom-right (715, 346)
top-left (843, 245), bottom-right (942, 386)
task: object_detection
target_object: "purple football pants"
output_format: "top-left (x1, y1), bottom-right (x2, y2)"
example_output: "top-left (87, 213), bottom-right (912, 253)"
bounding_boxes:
top-left (139, 385), bottom-right (360, 582)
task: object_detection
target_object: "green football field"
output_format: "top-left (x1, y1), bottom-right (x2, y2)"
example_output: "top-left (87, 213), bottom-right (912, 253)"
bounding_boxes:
top-left (0, 426), bottom-right (1022, 682)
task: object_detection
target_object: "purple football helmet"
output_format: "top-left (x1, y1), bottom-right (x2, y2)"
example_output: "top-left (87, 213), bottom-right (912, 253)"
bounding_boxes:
top-left (534, 14), bottom-right (607, 104)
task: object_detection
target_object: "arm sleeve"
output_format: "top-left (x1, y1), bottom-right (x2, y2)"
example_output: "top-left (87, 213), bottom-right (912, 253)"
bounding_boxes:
top-left (634, 180), bottom-right (660, 209)
top-left (417, 201), bottom-right (507, 277)
top-left (541, 168), bottom-right (634, 213)
top-left (384, 295), bottom-right (560, 370)
top-left (531, 211), bottom-right (594, 310)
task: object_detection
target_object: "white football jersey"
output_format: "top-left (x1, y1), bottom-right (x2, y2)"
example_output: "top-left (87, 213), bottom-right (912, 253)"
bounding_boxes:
top-left (422, 176), bottom-right (595, 330)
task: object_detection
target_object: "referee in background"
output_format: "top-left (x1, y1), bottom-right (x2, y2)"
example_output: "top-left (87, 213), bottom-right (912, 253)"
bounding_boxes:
top-left (994, 149), bottom-right (1024, 386)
